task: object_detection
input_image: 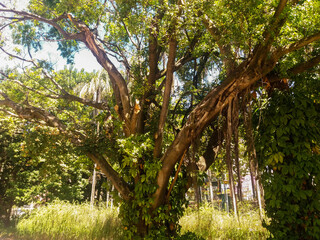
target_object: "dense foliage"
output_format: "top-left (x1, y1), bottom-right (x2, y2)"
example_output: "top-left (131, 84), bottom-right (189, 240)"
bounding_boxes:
top-left (0, 118), bottom-right (33, 225)
top-left (0, 116), bottom-right (92, 225)
top-left (256, 91), bottom-right (320, 239)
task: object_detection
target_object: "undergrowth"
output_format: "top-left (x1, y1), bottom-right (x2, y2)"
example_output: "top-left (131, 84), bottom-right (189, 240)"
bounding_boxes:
top-left (179, 203), bottom-right (269, 240)
top-left (16, 201), bottom-right (123, 240)
top-left (14, 201), bottom-right (268, 240)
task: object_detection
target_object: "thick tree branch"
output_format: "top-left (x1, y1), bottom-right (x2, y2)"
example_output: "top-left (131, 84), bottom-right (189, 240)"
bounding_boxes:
top-left (0, 8), bottom-right (132, 129)
top-left (87, 152), bottom-right (132, 201)
top-left (153, 1), bottom-right (185, 157)
top-left (249, 0), bottom-right (299, 67)
top-left (98, 38), bottom-right (131, 71)
top-left (288, 54), bottom-right (320, 75)
top-left (1, 70), bottom-right (110, 111)
top-left (155, 54), bottom-right (196, 81)
top-left (193, 52), bottom-right (210, 87)
top-left (155, 30), bottom-right (203, 81)
top-left (153, 37), bottom-right (177, 158)
top-left (274, 32), bottom-right (320, 58)
top-left (263, 0), bottom-right (288, 45)
top-left (197, 124), bottom-right (220, 171)
top-left (0, 108), bottom-right (19, 118)
top-left (129, 99), bottom-right (141, 134)
top-left (0, 9), bottom-right (83, 40)
top-left (148, 32), bottom-right (160, 93)
top-left (203, 16), bottom-right (236, 74)
top-left (0, 90), bottom-right (66, 131)
top-left (152, 49), bottom-right (282, 208)
top-left (1, 86), bottom-right (130, 200)
top-left (62, 92), bottom-right (110, 111)
top-left (67, 15), bottom-right (132, 121)
top-left (147, 3), bottom-right (165, 89)
top-left (202, 15), bottom-right (220, 42)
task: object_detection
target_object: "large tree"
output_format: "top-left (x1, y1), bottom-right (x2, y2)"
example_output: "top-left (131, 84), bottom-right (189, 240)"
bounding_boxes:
top-left (0, 0), bottom-right (320, 238)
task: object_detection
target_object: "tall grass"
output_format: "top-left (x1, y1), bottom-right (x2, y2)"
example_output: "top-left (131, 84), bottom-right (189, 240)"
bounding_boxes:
top-left (179, 203), bottom-right (269, 240)
top-left (16, 201), bottom-right (123, 240)
top-left (15, 201), bottom-right (268, 240)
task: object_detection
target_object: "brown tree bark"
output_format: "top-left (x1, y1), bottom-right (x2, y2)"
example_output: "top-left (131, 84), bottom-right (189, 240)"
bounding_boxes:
top-left (226, 100), bottom-right (238, 218)
top-left (233, 98), bottom-right (243, 201)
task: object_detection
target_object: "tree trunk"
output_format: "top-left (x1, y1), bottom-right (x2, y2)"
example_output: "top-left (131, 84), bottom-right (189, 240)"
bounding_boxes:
top-left (90, 164), bottom-right (97, 206)
top-left (244, 102), bottom-right (264, 217)
top-left (249, 163), bottom-right (257, 199)
top-left (233, 98), bottom-right (243, 201)
top-left (0, 201), bottom-right (13, 227)
top-left (226, 102), bottom-right (238, 219)
top-left (110, 185), bottom-right (114, 208)
top-left (208, 170), bottom-right (214, 204)
top-left (153, 51), bottom-right (282, 209)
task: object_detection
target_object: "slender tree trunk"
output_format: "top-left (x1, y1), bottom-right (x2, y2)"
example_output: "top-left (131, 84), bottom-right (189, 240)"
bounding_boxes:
top-left (244, 102), bottom-right (264, 217)
top-left (96, 175), bottom-right (103, 201)
top-left (249, 163), bottom-right (256, 199)
top-left (256, 178), bottom-right (264, 220)
top-left (90, 164), bottom-right (97, 206)
top-left (90, 89), bottom-right (101, 206)
top-left (110, 185), bottom-right (114, 208)
top-left (208, 170), bottom-right (214, 204)
top-left (252, 143), bottom-right (264, 220)
top-left (226, 102), bottom-right (238, 219)
top-left (0, 201), bottom-right (13, 227)
top-left (233, 99), bottom-right (243, 201)
top-left (195, 186), bottom-right (201, 208)
top-left (106, 191), bottom-right (109, 207)
top-left (106, 181), bottom-right (110, 208)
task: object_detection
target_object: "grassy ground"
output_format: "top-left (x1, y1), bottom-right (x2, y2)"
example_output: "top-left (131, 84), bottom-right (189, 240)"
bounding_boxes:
top-left (180, 203), bottom-right (269, 240)
top-left (2, 201), bottom-right (268, 240)
top-left (16, 201), bottom-right (122, 240)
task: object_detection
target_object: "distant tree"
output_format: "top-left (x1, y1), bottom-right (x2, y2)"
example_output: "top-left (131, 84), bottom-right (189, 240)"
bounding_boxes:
top-left (0, 116), bottom-right (91, 226)
top-left (0, 117), bottom-right (29, 226)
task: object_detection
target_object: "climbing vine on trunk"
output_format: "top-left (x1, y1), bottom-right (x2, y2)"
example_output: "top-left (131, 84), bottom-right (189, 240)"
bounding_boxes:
top-left (255, 90), bottom-right (320, 239)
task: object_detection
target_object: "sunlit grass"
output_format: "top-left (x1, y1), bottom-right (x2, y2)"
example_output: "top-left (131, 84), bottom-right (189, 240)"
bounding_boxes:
top-left (15, 201), bottom-right (268, 240)
top-left (180, 203), bottom-right (269, 240)
top-left (16, 201), bottom-right (123, 240)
